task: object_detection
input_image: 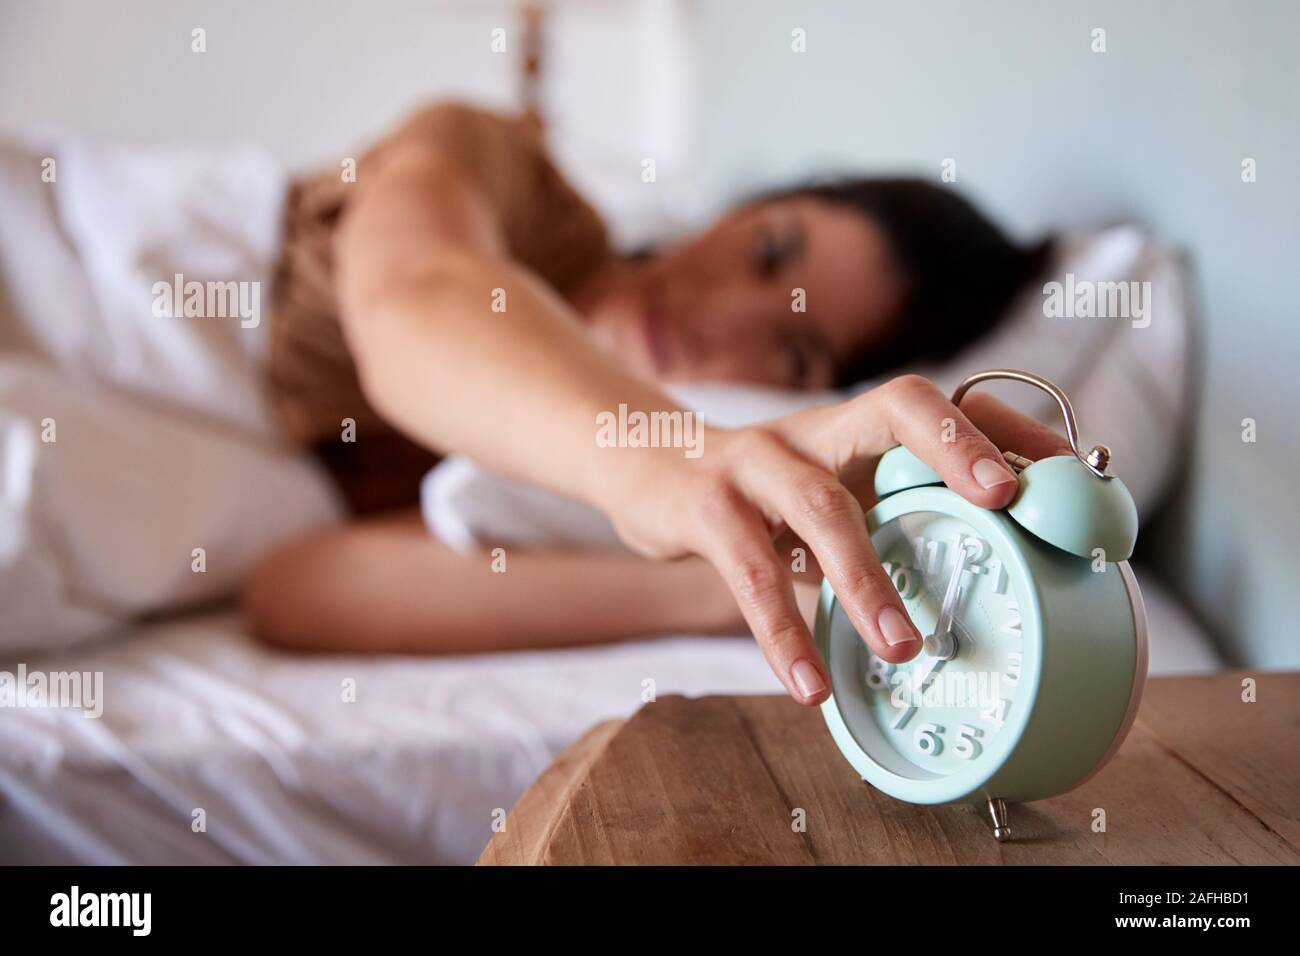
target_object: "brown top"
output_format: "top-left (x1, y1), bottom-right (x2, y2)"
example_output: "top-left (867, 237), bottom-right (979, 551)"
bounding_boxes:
top-left (267, 102), bottom-right (611, 513)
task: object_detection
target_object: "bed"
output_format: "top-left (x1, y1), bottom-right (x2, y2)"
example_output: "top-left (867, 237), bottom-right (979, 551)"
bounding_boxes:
top-left (0, 570), bottom-right (1219, 865)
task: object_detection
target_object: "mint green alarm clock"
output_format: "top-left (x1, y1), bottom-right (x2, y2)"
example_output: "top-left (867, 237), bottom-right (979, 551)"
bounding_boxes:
top-left (815, 369), bottom-right (1148, 842)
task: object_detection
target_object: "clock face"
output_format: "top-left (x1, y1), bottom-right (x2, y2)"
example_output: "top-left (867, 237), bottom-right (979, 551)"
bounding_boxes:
top-left (823, 509), bottom-right (1041, 797)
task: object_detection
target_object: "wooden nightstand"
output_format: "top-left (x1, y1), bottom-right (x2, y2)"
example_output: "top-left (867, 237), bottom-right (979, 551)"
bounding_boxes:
top-left (479, 671), bottom-right (1299, 865)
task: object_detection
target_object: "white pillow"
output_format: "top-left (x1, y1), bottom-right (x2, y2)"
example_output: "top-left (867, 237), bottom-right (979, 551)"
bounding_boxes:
top-left (0, 360), bottom-right (343, 653)
top-left (423, 226), bottom-right (1189, 551)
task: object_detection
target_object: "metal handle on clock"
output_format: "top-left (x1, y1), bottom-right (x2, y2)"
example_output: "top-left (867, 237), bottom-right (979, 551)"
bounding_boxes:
top-left (950, 368), bottom-right (1112, 478)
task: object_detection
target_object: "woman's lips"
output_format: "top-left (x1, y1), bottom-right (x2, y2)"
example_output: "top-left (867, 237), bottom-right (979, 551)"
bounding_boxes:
top-left (641, 302), bottom-right (673, 373)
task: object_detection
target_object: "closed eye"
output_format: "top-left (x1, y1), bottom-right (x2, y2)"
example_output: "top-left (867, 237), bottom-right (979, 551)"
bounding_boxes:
top-left (755, 223), bottom-right (804, 279)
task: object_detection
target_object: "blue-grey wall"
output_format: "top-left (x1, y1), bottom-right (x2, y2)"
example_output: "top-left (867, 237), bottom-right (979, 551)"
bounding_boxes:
top-left (691, 0), bottom-right (1300, 667)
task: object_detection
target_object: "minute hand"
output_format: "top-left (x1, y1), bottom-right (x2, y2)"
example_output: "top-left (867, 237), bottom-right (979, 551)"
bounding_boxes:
top-left (935, 550), bottom-right (967, 639)
top-left (917, 549), bottom-right (967, 672)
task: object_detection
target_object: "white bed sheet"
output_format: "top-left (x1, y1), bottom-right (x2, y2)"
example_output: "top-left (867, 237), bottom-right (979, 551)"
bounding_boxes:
top-left (0, 568), bottom-right (1220, 865)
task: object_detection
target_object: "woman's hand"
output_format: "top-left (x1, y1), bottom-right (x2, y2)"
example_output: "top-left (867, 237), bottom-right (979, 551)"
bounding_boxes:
top-left (605, 374), bottom-right (1070, 706)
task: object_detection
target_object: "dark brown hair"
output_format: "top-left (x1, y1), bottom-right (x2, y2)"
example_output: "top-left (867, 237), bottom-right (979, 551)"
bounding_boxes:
top-left (773, 178), bottom-right (1054, 387)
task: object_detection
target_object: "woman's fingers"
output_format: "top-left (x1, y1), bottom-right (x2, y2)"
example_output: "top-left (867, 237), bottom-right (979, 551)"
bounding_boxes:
top-left (957, 391), bottom-right (1073, 461)
top-left (736, 436), bottom-right (922, 664)
top-left (696, 485), bottom-right (831, 706)
top-left (868, 375), bottom-right (1027, 508)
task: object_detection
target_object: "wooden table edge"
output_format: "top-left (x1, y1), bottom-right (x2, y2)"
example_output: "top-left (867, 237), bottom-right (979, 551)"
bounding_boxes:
top-left (477, 718), bottom-right (626, 865)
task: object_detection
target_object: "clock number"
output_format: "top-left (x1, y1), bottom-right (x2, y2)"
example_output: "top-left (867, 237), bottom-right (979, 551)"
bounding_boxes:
top-left (914, 723), bottom-right (944, 756)
top-left (1005, 651), bottom-right (1022, 687)
top-left (865, 654), bottom-right (894, 691)
top-left (1001, 600), bottom-right (1022, 641)
top-left (980, 698), bottom-right (1008, 730)
top-left (983, 557), bottom-right (1007, 594)
top-left (912, 536), bottom-right (942, 575)
top-left (954, 724), bottom-right (983, 760)
top-left (952, 534), bottom-right (989, 572)
top-left (891, 701), bottom-right (916, 730)
top-left (882, 562), bottom-right (920, 600)
top-left (885, 664), bottom-right (916, 728)
top-left (948, 534), bottom-right (1007, 591)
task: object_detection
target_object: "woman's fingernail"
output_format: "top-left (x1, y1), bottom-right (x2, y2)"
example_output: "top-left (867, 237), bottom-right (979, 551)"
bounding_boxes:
top-left (791, 659), bottom-right (827, 700)
top-left (972, 457), bottom-right (1017, 490)
top-left (878, 606), bottom-right (920, 646)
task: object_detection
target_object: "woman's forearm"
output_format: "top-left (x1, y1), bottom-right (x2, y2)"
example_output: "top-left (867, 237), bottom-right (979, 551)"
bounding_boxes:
top-left (336, 145), bottom-right (685, 513)
top-left (354, 259), bottom-right (678, 509)
top-left (244, 514), bottom-right (744, 654)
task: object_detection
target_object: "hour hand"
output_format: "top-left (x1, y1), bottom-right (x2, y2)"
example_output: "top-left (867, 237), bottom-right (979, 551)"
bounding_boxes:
top-left (923, 550), bottom-right (967, 661)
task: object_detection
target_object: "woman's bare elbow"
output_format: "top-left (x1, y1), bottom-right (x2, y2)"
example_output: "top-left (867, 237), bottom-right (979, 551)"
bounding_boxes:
top-left (242, 547), bottom-right (316, 650)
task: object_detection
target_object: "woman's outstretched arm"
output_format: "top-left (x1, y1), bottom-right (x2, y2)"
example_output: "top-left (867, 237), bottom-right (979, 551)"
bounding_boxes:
top-left (335, 135), bottom-right (670, 509)
top-left (335, 118), bottom-right (1067, 704)
top-left (242, 512), bottom-right (753, 655)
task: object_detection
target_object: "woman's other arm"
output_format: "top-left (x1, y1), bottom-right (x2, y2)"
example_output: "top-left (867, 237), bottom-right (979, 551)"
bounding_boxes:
top-left (242, 513), bottom-right (750, 654)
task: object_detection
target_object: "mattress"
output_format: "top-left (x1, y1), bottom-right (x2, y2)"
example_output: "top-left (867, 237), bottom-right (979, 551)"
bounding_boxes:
top-left (0, 567), bottom-right (1220, 864)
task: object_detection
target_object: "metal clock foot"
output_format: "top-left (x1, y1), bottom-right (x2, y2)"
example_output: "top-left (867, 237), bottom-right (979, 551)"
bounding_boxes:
top-left (987, 797), bottom-right (1011, 842)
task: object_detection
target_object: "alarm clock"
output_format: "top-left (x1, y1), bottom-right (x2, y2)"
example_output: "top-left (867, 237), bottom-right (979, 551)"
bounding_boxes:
top-left (814, 369), bottom-right (1148, 842)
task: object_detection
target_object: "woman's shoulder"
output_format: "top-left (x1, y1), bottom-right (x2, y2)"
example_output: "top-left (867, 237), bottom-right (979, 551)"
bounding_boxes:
top-left (284, 99), bottom-right (564, 235)
top-left (395, 99), bottom-right (533, 130)
top-left (382, 100), bottom-right (610, 292)
top-left (386, 99), bottom-right (544, 160)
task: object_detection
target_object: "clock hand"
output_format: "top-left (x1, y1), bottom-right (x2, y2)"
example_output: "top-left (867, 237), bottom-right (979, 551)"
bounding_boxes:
top-left (924, 547), bottom-right (968, 662)
top-left (914, 579), bottom-right (976, 647)
top-left (893, 625), bottom-right (950, 729)
top-left (889, 548), bottom-right (969, 729)
top-left (910, 642), bottom-right (944, 693)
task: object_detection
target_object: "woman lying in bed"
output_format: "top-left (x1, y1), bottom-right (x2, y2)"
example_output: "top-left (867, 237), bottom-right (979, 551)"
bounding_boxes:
top-left (243, 102), bottom-right (1067, 705)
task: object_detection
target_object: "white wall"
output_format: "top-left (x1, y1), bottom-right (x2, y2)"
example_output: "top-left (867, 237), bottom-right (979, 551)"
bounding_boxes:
top-left (690, 0), bottom-right (1300, 666)
top-left (0, 0), bottom-right (697, 246)
top-left (0, 0), bottom-right (516, 168)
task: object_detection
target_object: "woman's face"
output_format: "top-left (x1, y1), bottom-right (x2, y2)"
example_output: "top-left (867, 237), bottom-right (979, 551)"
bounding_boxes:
top-left (581, 197), bottom-right (907, 390)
